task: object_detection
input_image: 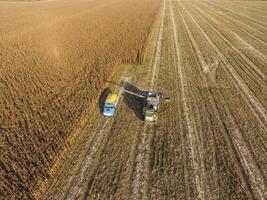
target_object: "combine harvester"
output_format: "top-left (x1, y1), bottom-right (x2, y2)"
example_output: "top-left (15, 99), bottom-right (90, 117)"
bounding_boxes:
top-left (103, 87), bottom-right (170, 123)
top-left (124, 90), bottom-right (170, 122)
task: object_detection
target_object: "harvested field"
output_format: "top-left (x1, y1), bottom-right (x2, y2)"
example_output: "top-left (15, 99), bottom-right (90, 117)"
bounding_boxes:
top-left (1, 0), bottom-right (267, 200)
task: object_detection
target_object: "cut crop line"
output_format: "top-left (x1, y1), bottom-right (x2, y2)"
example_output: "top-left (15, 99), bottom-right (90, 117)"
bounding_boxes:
top-left (132, 0), bottom-right (166, 199)
top-left (182, 7), bottom-right (266, 199)
top-left (43, 120), bottom-right (110, 199)
top-left (208, 0), bottom-right (267, 19)
top-left (146, 11), bottom-right (162, 88)
top-left (180, 4), bottom-right (265, 199)
top-left (231, 129), bottom-right (266, 200)
top-left (230, 31), bottom-right (267, 63)
top-left (65, 76), bottom-right (128, 200)
top-left (210, 86), bottom-right (266, 200)
top-left (213, 12), bottom-right (265, 36)
top-left (170, 1), bottom-right (205, 199)
top-left (192, 6), bottom-right (266, 82)
top-left (206, 1), bottom-right (267, 30)
top-left (178, 4), bottom-right (212, 74)
top-left (195, 2), bottom-right (267, 46)
top-left (210, 2), bottom-right (267, 20)
top-left (177, 3), bottom-right (223, 198)
top-left (191, 4), bottom-right (267, 46)
top-left (219, 0), bottom-right (267, 17)
top-left (189, 6), bottom-right (267, 127)
top-left (65, 119), bottom-right (110, 200)
top-left (183, 7), bottom-right (267, 128)
top-left (189, 5), bottom-right (267, 130)
top-left (201, 79), bottom-right (264, 200)
top-left (150, 4), bottom-right (165, 92)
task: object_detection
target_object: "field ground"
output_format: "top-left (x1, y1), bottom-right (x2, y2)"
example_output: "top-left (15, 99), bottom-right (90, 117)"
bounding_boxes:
top-left (41, 0), bottom-right (267, 199)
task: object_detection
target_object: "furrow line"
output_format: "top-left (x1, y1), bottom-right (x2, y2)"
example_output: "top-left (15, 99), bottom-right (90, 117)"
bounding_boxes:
top-left (222, 2), bottom-right (267, 19)
top-left (183, 6), bottom-right (267, 129)
top-left (65, 77), bottom-right (128, 200)
top-left (177, 7), bottom-right (208, 73)
top-left (204, 85), bottom-right (261, 199)
top-left (146, 10), bottom-right (162, 88)
top-left (212, 87), bottom-right (265, 200)
top-left (170, 1), bottom-right (204, 199)
top-left (65, 119), bottom-right (111, 200)
top-left (182, 6), bottom-right (266, 200)
top-left (206, 1), bottom-right (267, 30)
top-left (195, 2), bottom-right (267, 46)
top-left (179, 3), bottom-right (264, 198)
top-left (131, 0), bottom-right (166, 199)
top-left (230, 31), bottom-right (267, 63)
top-left (192, 5), bottom-right (266, 82)
top-left (175, 2), bottom-right (214, 198)
top-left (176, 3), bottom-right (224, 198)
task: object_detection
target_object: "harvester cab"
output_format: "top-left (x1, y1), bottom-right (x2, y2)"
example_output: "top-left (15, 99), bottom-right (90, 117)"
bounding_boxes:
top-left (143, 92), bottom-right (159, 122)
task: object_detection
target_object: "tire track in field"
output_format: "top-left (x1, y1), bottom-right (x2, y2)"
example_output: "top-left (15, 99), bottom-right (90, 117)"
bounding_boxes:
top-left (230, 31), bottom-right (267, 62)
top-left (148, 2), bottom-right (186, 197)
top-left (65, 119), bottom-right (111, 200)
top-left (192, 5), bottom-right (266, 82)
top-left (210, 87), bottom-right (266, 200)
top-left (131, 1), bottom-right (166, 199)
top-left (42, 110), bottom-right (113, 198)
top-left (217, 1), bottom-right (267, 19)
top-left (170, 1), bottom-right (205, 199)
top-left (43, 100), bottom-right (121, 198)
top-left (182, 6), bottom-right (266, 200)
top-left (175, 3), bottom-right (221, 198)
top-left (79, 42), bottom-right (156, 198)
top-left (177, 7), bottom-right (209, 73)
top-left (178, 3), bottom-right (261, 199)
top-left (146, 12), bottom-right (162, 89)
top-left (182, 6), bottom-right (267, 129)
top-left (201, 86), bottom-right (259, 200)
top-left (224, 0), bottom-right (267, 15)
top-left (241, 3), bottom-right (267, 14)
top-left (188, 5), bottom-right (267, 130)
top-left (64, 75), bottom-right (129, 200)
top-left (206, 1), bottom-right (267, 31)
top-left (195, 2), bottom-right (267, 46)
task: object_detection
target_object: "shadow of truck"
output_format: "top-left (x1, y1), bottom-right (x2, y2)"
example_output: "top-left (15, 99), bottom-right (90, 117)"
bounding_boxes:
top-left (98, 88), bottom-right (112, 114)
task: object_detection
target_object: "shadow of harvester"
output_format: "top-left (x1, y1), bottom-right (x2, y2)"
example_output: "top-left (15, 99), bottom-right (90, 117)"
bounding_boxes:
top-left (121, 80), bottom-right (144, 121)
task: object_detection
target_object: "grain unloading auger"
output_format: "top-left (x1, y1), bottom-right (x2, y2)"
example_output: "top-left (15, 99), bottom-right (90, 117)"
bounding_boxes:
top-left (122, 89), bottom-right (171, 122)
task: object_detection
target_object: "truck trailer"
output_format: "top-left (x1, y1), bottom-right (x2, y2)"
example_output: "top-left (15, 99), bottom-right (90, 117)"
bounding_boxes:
top-left (102, 93), bottom-right (118, 117)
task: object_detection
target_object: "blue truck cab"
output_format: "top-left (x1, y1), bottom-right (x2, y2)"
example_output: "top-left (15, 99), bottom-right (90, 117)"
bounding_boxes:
top-left (102, 93), bottom-right (118, 117)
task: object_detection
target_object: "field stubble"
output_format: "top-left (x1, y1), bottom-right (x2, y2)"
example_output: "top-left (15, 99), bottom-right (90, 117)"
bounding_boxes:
top-left (175, 1), bottom-right (266, 199)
